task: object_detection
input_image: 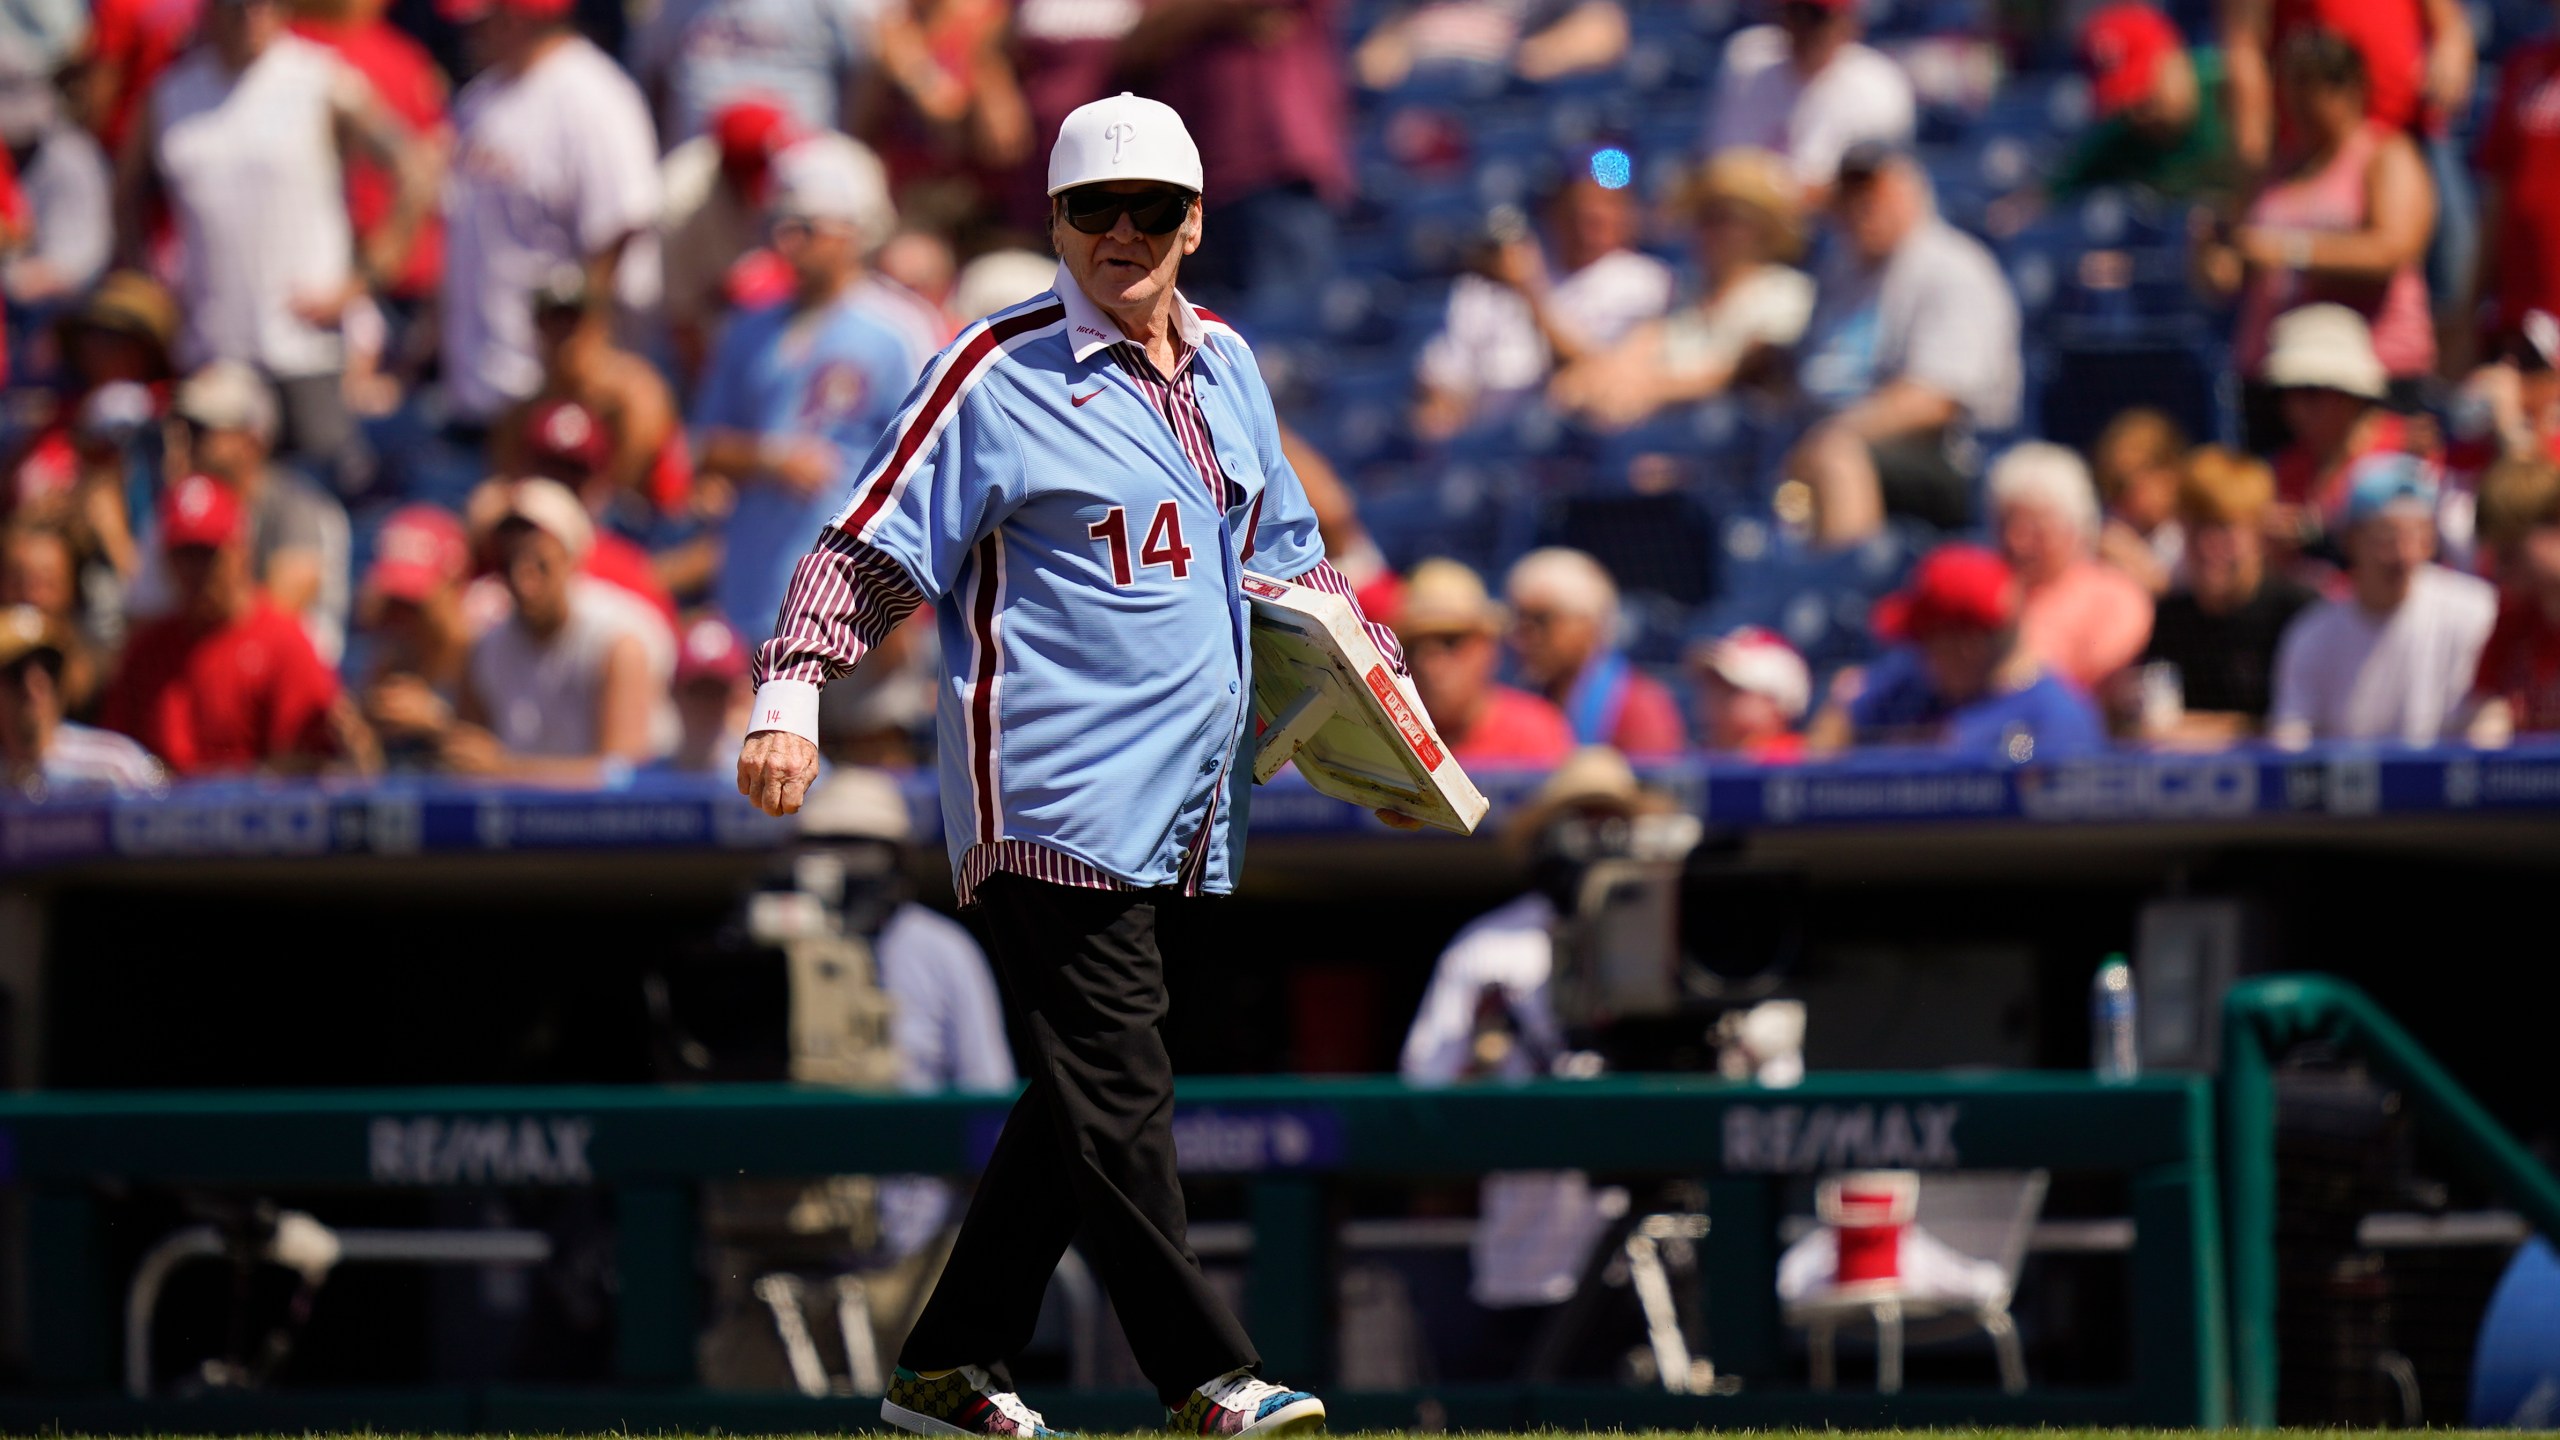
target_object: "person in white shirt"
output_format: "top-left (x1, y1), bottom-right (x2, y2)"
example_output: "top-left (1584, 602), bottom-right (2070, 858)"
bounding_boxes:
top-left (1413, 165), bottom-right (1674, 441)
top-left (440, 0), bottom-right (661, 428)
top-left (447, 479), bottom-right (675, 781)
top-left (2269, 454), bottom-right (2497, 747)
top-left (118, 0), bottom-right (433, 484)
top-left (1702, 0), bottom-right (1915, 193)
top-left (1400, 750), bottom-right (1647, 1375)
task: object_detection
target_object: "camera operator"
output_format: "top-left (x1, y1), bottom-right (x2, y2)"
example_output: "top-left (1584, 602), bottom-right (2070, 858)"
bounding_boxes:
top-left (1399, 748), bottom-right (1657, 1377)
top-left (1412, 164), bottom-right (1673, 443)
top-left (695, 767), bottom-right (1016, 1390)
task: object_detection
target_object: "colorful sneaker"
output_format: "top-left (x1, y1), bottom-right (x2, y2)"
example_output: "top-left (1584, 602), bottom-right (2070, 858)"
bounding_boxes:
top-left (881, 1364), bottom-right (1064, 1437)
top-left (1168, 1368), bottom-right (1326, 1436)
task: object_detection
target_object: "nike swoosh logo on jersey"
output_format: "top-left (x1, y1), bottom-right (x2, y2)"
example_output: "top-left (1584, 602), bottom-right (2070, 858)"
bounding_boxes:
top-left (1071, 387), bottom-right (1105, 407)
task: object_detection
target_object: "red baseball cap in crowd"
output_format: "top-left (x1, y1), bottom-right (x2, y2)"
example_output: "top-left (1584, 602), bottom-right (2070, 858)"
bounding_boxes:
top-left (712, 98), bottom-right (801, 198)
top-left (1871, 544), bottom-right (2018, 641)
top-left (2080, 3), bottom-right (2181, 117)
top-left (368, 504), bottom-right (470, 604)
top-left (436, 0), bottom-right (571, 24)
top-left (159, 474), bottom-right (243, 551)
top-left (525, 398), bottom-right (612, 480)
top-left (676, 615), bottom-right (750, 688)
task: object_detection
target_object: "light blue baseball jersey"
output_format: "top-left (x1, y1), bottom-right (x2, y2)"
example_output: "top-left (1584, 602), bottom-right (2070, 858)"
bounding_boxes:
top-left (694, 288), bottom-right (927, 637)
top-left (751, 267), bottom-right (1354, 898)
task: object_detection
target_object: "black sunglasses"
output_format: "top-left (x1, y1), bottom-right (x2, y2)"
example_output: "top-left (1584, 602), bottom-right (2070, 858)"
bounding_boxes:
top-left (1061, 186), bottom-right (1195, 236)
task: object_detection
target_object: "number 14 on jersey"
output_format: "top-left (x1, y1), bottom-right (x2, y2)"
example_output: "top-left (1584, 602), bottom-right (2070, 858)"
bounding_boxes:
top-left (1089, 501), bottom-right (1194, 584)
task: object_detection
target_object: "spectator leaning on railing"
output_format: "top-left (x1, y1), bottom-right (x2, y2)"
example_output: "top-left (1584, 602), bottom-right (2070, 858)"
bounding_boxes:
top-left (2136, 445), bottom-right (2316, 745)
top-left (1809, 542), bottom-right (2105, 761)
top-left (445, 478), bottom-right (673, 782)
top-left (103, 474), bottom-right (378, 775)
top-left (2268, 453), bottom-right (2495, 747)
top-left (1989, 441), bottom-right (2154, 692)
top-left (1504, 546), bottom-right (1686, 758)
top-left (1391, 557), bottom-right (1573, 768)
top-left (1785, 141), bottom-right (2021, 547)
top-left (354, 502), bottom-right (474, 764)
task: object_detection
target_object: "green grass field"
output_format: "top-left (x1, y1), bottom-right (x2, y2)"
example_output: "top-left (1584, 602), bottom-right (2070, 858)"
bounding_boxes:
top-left (24, 1414), bottom-right (2519, 1424)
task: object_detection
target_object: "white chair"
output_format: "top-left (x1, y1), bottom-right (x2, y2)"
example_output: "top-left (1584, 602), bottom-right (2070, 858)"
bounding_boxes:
top-left (1782, 1169), bottom-right (2048, 1395)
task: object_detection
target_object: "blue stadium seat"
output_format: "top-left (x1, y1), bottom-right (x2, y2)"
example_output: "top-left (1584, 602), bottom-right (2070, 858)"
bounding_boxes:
top-left (2032, 321), bottom-right (2235, 453)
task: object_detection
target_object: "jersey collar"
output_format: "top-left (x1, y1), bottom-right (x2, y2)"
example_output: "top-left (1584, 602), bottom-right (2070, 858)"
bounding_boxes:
top-left (1053, 261), bottom-right (1205, 365)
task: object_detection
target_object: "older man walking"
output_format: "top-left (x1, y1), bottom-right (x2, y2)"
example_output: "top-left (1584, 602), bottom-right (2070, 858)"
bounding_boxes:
top-left (736, 92), bottom-right (1402, 1437)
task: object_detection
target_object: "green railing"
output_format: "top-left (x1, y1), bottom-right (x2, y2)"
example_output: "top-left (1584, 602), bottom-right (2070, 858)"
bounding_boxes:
top-left (2221, 974), bottom-right (2560, 1427)
top-left (0, 1074), bottom-right (2226, 1430)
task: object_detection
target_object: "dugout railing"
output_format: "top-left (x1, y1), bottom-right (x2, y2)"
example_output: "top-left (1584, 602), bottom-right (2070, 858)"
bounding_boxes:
top-left (0, 1073), bottom-right (2226, 1431)
top-left (2221, 974), bottom-right (2560, 1428)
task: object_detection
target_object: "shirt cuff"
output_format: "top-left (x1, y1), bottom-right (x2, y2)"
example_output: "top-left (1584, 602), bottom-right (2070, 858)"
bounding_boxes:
top-left (748, 679), bottom-right (821, 746)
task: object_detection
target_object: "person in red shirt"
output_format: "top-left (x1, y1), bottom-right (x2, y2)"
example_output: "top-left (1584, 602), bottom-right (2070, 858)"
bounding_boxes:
top-left (1504, 546), bottom-right (1688, 757)
top-left (291, 0), bottom-right (453, 306)
top-left (1688, 626), bottom-right (1809, 762)
top-left (1392, 558), bottom-right (1573, 768)
top-left (102, 474), bottom-right (377, 774)
top-left (2474, 23), bottom-right (2560, 346)
top-left (2466, 456), bottom-right (2560, 740)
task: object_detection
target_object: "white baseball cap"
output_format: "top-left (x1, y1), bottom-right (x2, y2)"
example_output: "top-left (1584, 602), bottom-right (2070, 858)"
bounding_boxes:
top-left (770, 135), bottom-right (897, 244)
top-left (1048, 91), bottom-right (1203, 197)
top-left (1691, 627), bottom-right (1812, 721)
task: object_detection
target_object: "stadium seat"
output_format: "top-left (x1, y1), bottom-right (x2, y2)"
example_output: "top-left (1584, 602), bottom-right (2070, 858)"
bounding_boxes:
top-left (2034, 323), bottom-right (2235, 452)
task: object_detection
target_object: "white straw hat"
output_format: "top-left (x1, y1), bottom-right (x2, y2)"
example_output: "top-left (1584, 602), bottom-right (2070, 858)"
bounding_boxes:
top-left (2261, 303), bottom-right (2388, 401)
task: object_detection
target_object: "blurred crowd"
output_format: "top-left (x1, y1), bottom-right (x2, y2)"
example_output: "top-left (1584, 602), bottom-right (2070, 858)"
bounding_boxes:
top-left (2, 0), bottom-right (2559, 799)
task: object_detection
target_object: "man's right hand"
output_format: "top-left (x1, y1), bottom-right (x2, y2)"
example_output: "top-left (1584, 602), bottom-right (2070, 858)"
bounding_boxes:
top-left (738, 730), bottom-right (821, 816)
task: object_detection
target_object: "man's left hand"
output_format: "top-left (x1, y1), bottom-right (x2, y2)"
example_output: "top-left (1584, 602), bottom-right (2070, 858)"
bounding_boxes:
top-left (1375, 808), bottom-right (1424, 830)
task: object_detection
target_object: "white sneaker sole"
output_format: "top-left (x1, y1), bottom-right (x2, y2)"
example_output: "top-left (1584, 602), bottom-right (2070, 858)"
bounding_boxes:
top-left (882, 1398), bottom-right (995, 1437)
top-left (1233, 1396), bottom-right (1326, 1436)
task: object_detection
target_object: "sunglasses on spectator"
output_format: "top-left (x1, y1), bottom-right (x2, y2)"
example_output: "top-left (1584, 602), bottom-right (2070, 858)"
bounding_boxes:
top-left (1060, 186), bottom-right (1195, 236)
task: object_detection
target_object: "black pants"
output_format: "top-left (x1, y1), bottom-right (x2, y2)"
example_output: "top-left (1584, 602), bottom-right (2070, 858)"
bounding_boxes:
top-left (899, 874), bottom-right (1258, 1404)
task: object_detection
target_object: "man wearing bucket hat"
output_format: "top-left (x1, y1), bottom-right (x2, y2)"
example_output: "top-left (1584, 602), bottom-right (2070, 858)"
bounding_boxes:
top-left (738, 92), bottom-right (1412, 1437)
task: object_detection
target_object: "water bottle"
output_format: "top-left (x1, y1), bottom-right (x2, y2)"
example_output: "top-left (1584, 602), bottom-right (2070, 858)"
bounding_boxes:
top-left (2092, 954), bottom-right (2139, 1084)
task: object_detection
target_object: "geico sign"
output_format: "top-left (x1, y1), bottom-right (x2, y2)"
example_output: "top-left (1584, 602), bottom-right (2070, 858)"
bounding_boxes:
top-left (2017, 756), bottom-right (2258, 822)
top-left (1721, 1102), bottom-right (1961, 1174)
top-left (369, 1116), bottom-right (595, 1184)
